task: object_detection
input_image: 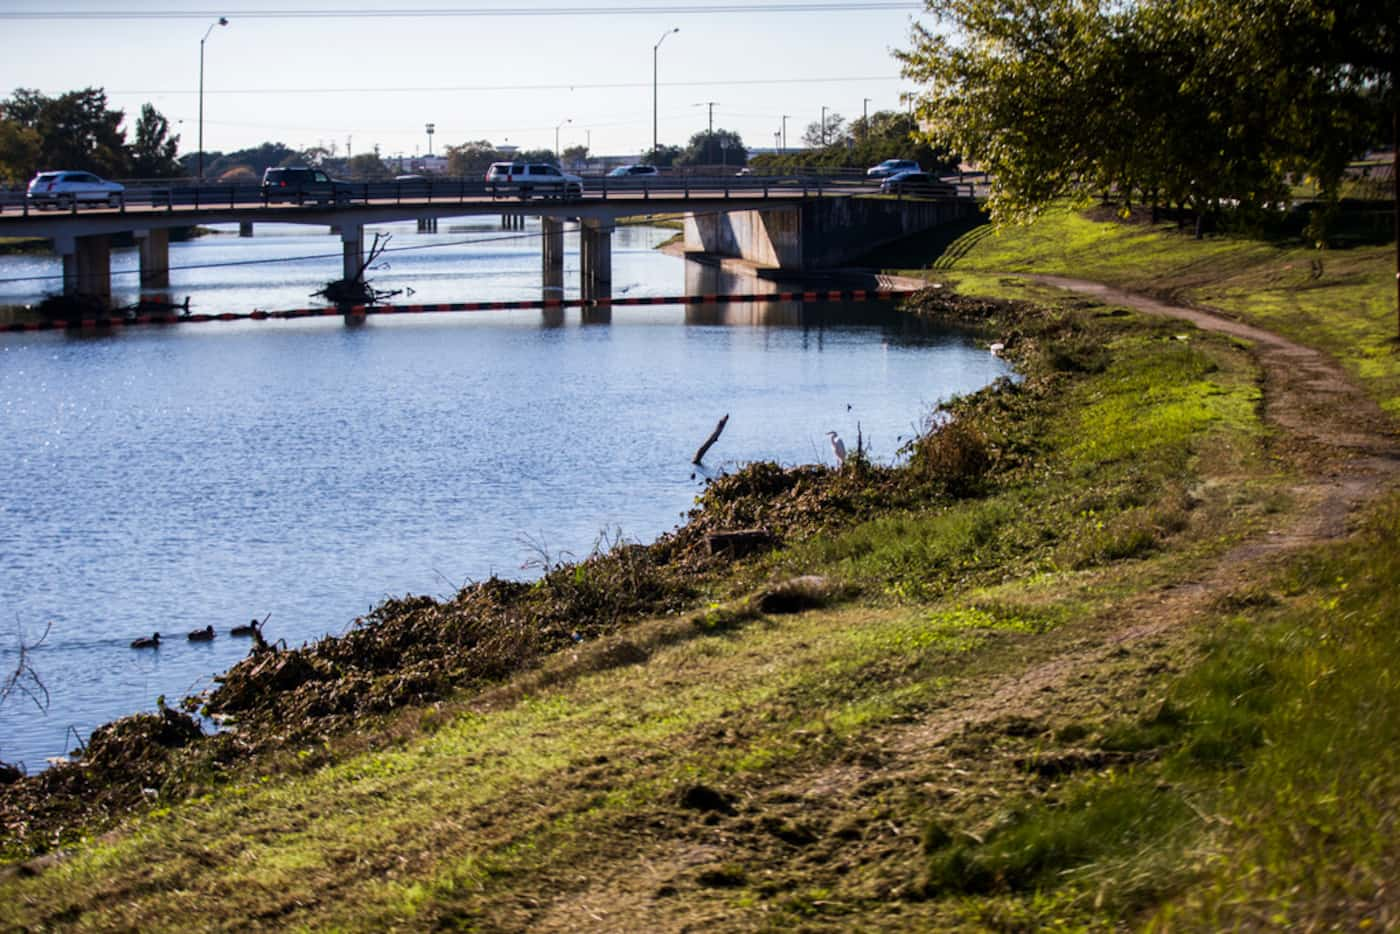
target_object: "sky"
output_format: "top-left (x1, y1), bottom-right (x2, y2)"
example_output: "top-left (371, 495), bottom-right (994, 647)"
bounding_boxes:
top-left (0, 1), bottom-right (931, 161)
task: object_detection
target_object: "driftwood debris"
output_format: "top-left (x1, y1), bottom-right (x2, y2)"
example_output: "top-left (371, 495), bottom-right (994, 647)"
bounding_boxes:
top-left (692, 414), bottom-right (730, 465)
top-left (705, 528), bottom-right (775, 558)
top-left (313, 232), bottom-right (404, 306)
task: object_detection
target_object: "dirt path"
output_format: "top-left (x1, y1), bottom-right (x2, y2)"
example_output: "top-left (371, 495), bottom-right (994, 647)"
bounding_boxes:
top-left (506, 279), bottom-right (1400, 931)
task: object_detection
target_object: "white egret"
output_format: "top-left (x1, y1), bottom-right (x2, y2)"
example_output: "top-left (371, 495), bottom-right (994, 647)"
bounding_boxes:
top-left (826, 431), bottom-right (847, 467)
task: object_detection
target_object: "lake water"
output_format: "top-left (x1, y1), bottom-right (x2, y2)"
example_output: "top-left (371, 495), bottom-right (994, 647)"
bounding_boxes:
top-left (0, 218), bottom-right (1010, 770)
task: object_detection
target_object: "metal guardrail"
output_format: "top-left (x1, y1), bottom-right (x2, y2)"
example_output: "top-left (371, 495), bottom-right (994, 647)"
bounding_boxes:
top-left (0, 174), bottom-right (975, 218)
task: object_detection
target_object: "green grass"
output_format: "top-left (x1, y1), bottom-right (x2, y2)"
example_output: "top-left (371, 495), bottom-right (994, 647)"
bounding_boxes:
top-left (4, 205), bottom-right (1395, 930)
top-left (930, 204), bottom-right (1400, 415)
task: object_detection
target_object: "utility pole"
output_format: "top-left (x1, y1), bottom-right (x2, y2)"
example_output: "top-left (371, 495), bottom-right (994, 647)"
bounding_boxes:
top-left (781, 114), bottom-right (790, 153)
top-left (821, 106), bottom-right (828, 146)
top-left (863, 98), bottom-right (871, 139)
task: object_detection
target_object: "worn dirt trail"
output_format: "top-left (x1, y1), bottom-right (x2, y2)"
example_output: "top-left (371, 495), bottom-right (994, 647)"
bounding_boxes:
top-left (511, 280), bottom-right (1400, 931)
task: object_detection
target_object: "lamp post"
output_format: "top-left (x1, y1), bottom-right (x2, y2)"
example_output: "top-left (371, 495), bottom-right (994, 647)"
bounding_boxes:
top-left (821, 105), bottom-right (828, 146)
top-left (425, 123), bottom-right (435, 157)
top-left (555, 118), bottom-right (571, 162)
top-left (862, 97), bottom-right (871, 139)
top-left (197, 16), bottom-right (229, 180)
top-left (652, 27), bottom-right (679, 156)
top-left (781, 114), bottom-right (790, 153)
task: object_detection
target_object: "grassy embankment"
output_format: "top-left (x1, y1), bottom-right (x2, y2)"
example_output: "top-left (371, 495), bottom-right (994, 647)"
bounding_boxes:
top-left (2, 205), bottom-right (1397, 929)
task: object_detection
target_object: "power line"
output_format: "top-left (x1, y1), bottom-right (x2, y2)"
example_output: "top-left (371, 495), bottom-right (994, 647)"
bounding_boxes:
top-left (116, 75), bottom-right (903, 97)
top-left (0, 3), bottom-right (923, 20)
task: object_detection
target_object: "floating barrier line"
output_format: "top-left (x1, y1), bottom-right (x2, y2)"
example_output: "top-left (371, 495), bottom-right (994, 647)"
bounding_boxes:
top-left (3, 289), bottom-right (920, 332)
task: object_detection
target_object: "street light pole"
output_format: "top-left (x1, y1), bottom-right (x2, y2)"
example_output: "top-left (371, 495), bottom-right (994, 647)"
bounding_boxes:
top-left (863, 98), bottom-right (871, 139)
top-left (781, 115), bottom-right (790, 153)
top-left (652, 27), bottom-right (679, 157)
top-left (555, 118), bottom-right (571, 162)
top-left (197, 16), bottom-right (228, 180)
top-left (821, 105), bottom-right (828, 146)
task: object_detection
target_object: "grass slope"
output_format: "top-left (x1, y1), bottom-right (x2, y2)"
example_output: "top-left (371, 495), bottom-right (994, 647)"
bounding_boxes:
top-left (3, 207), bottom-right (1397, 930)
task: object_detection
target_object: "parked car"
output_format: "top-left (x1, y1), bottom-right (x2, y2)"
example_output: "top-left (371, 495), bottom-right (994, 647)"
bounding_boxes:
top-left (866, 159), bottom-right (920, 179)
top-left (485, 162), bottom-right (584, 199)
top-left (606, 164), bottom-right (659, 178)
top-left (26, 171), bottom-right (125, 210)
top-left (260, 166), bottom-right (350, 205)
top-left (880, 170), bottom-right (957, 197)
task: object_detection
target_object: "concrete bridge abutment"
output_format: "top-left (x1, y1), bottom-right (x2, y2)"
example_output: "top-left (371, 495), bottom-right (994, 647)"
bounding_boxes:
top-left (683, 197), bottom-right (977, 271)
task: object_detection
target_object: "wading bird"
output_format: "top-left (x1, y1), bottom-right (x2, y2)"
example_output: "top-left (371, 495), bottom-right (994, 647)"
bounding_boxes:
top-left (826, 431), bottom-right (847, 467)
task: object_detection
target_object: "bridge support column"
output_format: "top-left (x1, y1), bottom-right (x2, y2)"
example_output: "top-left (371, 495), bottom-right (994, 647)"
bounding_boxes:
top-left (341, 223), bottom-right (364, 283)
top-left (417, 217), bottom-right (437, 233)
top-left (136, 228), bottom-right (170, 288)
top-left (238, 222), bottom-right (254, 238)
top-left (54, 234), bottom-right (112, 305)
top-left (541, 216), bottom-right (565, 282)
top-left (579, 219), bottom-right (613, 302)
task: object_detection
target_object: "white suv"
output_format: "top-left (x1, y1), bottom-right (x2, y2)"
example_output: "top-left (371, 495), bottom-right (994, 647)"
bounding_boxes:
top-left (27, 171), bottom-right (125, 209)
top-left (485, 162), bottom-right (584, 200)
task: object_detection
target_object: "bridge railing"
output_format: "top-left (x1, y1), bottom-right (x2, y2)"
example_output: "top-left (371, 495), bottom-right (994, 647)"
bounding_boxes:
top-left (0, 173), bottom-right (968, 218)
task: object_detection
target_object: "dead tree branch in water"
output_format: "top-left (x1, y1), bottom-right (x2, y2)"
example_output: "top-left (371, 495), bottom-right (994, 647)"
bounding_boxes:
top-left (2, 619), bottom-right (51, 714)
top-left (692, 414), bottom-right (730, 465)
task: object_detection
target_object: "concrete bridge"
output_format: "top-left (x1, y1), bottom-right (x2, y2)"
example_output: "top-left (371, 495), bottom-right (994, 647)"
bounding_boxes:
top-left (0, 176), bottom-right (976, 306)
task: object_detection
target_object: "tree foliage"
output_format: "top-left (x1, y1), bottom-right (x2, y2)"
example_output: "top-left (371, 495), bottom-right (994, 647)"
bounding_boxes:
top-left (898, 0), bottom-right (1397, 229)
top-left (641, 144), bottom-right (683, 168)
top-left (802, 111), bottom-right (846, 148)
top-left (676, 129), bottom-right (748, 167)
top-left (1, 87), bottom-right (129, 178)
top-left (128, 104), bottom-right (182, 179)
top-left (750, 110), bottom-right (956, 175)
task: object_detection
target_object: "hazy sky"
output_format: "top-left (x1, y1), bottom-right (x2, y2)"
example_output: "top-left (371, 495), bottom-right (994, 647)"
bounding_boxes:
top-left (1, 1), bottom-right (928, 160)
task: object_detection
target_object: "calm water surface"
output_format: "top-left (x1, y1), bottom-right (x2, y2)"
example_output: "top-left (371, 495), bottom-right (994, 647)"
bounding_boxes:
top-left (0, 220), bottom-right (1010, 769)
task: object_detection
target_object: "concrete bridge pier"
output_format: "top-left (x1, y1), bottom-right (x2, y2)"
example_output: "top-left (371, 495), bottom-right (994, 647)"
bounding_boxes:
top-left (417, 217), bottom-right (438, 233)
top-left (238, 222), bottom-right (254, 238)
top-left (542, 217), bottom-right (565, 283)
top-left (341, 223), bottom-right (364, 282)
top-left (53, 234), bottom-right (112, 305)
top-left (135, 229), bottom-right (170, 288)
top-left (580, 219), bottom-right (613, 302)
top-left (502, 213), bottom-right (524, 230)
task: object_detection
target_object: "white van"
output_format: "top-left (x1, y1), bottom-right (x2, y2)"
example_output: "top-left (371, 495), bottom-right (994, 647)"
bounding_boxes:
top-left (485, 162), bottom-right (584, 200)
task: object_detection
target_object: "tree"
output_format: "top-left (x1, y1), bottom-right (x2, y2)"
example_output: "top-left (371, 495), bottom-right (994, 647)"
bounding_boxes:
top-left (750, 110), bottom-right (955, 175)
top-left (641, 144), bottom-right (683, 168)
top-left (446, 140), bottom-right (502, 177)
top-left (561, 145), bottom-right (590, 170)
top-left (801, 112), bottom-right (845, 148)
top-left (0, 117), bottom-right (41, 185)
top-left (2, 87), bottom-right (128, 177)
top-left (346, 151), bottom-right (391, 179)
top-left (676, 129), bottom-right (747, 167)
top-left (128, 104), bottom-right (181, 178)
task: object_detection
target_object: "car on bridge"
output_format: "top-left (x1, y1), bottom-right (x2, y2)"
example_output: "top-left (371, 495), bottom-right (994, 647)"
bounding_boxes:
top-left (880, 170), bottom-right (957, 197)
top-left (486, 162), bottom-right (584, 200)
top-left (866, 159), bottom-right (920, 179)
top-left (260, 166), bottom-right (352, 205)
top-left (26, 171), bottom-right (125, 210)
top-left (606, 164), bottom-right (659, 178)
